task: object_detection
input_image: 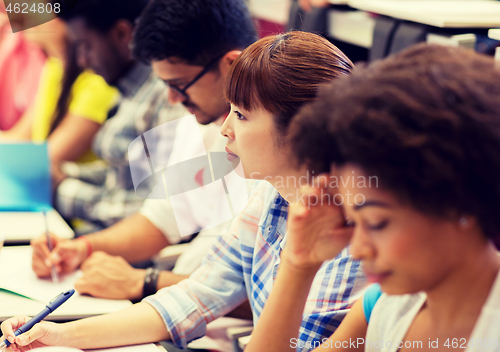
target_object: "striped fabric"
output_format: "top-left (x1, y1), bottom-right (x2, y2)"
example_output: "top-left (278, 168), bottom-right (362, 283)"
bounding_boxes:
top-left (145, 181), bottom-right (367, 351)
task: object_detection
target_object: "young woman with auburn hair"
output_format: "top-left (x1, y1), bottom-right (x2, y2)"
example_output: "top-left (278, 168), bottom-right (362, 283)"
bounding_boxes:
top-left (1, 31), bottom-right (366, 351)
top-left (223, 31), bottom-right (353, 177)
top-left (244, 44), bottom-right (500, 351)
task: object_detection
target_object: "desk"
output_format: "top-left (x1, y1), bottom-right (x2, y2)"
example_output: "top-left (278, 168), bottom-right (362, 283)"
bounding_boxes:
top-left (1, 209), bottom-right (74, 245)
top-left (88, 344), bottom-right (166, 352)
top-left (30, 343), bottom-right (166, 352)
top-left (489, 28), bottom-right (500, 40)
top-left (489, 29), bottom-right (500, 61)
top-left (248, 0), bottom-right (291, 25)
top-left (347, 0), bottom-right (500, 28)
top-left (0, 246), bottom-right (131, 322)
top-left (326, 0), bottom-right (500, 62)
top-left (328, 9), bottom-right (375, 48)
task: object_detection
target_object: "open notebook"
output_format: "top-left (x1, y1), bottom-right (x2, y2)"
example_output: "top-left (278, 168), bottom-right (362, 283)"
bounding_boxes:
top-left (0, 143), bottom-right (73, 244)
top-left (0, 246), bottom-right (131, 321)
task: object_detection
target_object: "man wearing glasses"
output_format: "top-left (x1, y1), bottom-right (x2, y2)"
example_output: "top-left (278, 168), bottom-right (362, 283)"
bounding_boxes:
top-left (158, 54), bottom-right (227, 124)
top-left (49, 0), bottom-right (187, 234)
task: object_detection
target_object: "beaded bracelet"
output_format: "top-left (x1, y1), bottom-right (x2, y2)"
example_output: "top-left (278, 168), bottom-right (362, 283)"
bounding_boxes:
top-left (76, 236), bottom-right (93, 259)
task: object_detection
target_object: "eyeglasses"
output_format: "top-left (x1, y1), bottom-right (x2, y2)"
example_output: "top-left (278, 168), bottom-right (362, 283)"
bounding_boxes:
top-left (167, 54), bottom-right (225, 101)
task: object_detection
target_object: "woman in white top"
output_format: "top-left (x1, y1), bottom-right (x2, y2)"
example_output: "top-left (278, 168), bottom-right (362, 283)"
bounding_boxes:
top-left (244, 43), bottom-right (500, 352)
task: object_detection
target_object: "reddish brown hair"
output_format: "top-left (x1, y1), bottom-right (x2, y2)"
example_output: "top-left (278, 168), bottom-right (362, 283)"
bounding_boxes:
top-left (224, 31), bottom-right (353, 138)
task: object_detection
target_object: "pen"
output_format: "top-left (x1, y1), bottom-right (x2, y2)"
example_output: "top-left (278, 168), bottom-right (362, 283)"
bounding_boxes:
top-left (43, 210), bottom-right (59, 283)
top-left (0, 289), bottom-right (75, 351)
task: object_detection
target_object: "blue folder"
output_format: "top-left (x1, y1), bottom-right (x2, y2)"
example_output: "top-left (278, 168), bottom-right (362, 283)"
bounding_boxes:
top-left (0, 143), bottom-right (51, 212)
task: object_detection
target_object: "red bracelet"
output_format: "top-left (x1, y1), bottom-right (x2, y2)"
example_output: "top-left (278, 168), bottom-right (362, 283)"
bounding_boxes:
top-left (76, 236), bottom-right (93, 259)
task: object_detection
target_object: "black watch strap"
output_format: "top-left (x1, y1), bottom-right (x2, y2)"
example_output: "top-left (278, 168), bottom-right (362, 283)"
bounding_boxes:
top-left (143, 267), bottom-right (160, 299)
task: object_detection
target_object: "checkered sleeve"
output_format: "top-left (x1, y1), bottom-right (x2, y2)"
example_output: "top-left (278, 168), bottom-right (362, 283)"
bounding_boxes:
top-left (143, 214), bottom-right (248, 348)
top-left (296, 248), bottom-right (366, 351)
top-left (61, 160), bottom-right (109, 185)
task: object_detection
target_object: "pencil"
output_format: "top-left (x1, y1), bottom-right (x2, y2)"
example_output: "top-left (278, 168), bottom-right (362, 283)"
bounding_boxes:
top-left (43, 210), bottom-right (59, 283)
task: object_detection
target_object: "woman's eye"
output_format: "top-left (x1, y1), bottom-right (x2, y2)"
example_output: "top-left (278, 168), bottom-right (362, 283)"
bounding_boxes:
top-left (235, 111), bottom-right (246, 120)
top-left (367, 220), bottom-right (389, 231)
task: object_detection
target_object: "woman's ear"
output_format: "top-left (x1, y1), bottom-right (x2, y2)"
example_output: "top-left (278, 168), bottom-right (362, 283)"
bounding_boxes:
top-left (219, 50), bottom-right (241, 75)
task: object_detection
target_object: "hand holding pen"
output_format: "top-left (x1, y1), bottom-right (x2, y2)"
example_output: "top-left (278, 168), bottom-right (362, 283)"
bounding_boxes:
top-left (43, 211), bottom-right (59, 283)
top-left (0, 289), bottom-right (75, 351)
top-left (31, 229), bottom-right (87, 279)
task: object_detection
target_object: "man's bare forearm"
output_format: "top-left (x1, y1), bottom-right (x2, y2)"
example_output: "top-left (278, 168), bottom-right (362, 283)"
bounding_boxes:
top-left (85, 213), bottom-right (170, 263)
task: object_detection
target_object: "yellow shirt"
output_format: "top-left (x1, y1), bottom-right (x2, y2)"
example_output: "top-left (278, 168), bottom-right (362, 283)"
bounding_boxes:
top-left (31, 57), bottom-right (119, 163)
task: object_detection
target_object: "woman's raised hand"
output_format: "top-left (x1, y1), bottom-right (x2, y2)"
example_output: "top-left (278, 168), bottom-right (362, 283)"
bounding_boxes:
top-left (284, 174), bottom-right (353, 270)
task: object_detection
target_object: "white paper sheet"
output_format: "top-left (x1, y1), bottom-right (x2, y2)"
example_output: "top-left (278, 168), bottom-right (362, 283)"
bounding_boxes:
top-left (0, 247), bottom-right (131, 319)
top-left (0, 246), bottom-right (81, 302)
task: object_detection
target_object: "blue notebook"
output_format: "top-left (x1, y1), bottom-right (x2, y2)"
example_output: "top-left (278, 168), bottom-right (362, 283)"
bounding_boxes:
top-left (0, 143), bottom-right (51, 212)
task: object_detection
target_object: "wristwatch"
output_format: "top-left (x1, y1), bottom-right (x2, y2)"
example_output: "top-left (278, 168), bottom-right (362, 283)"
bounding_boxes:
top-left (142, 267), bottom-right (160, 299)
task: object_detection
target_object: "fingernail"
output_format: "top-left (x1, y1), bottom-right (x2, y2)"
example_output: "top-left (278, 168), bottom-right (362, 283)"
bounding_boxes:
top-left (45, 259), bottom-right (51, 266)
top-left (7, 336), bottom-right (14, 343)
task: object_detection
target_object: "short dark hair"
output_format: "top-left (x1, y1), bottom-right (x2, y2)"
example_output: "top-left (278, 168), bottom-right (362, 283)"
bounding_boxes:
top-left (59, 0), bottom-right (149, 32)
top-left (225, 31), bottom-right (353, 141)
top-left (291, 44), bottom-right (500, 242)
top-left (132, 0), bottom-right (257, 66)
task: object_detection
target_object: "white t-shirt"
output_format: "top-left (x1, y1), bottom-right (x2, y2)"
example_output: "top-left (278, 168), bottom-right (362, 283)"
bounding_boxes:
top-left (366, 269), bottom-right (500, 352)
top-left (140, 114), bottom-right (253, 274)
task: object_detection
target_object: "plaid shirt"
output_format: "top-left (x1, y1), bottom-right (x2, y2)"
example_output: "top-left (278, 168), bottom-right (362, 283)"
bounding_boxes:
top-left (55, 62), bottom-right (186, 231)
top-left (145, 181), bottom-right (367, 351)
